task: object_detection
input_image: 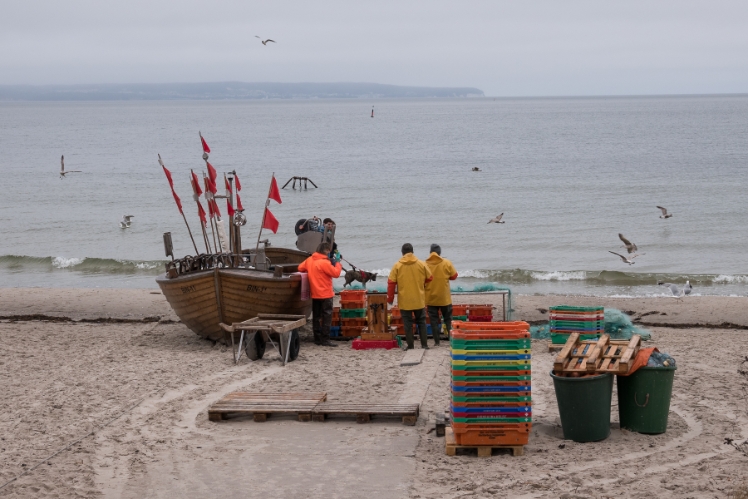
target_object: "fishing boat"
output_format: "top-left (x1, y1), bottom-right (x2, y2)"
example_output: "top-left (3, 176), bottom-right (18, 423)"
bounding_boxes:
top-left (155, 138), bottom-right (323, 342)
top-left (156, 250), bottom-right (311, 342)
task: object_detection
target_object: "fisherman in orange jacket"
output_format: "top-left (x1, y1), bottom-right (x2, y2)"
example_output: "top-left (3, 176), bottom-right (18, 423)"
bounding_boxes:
top-left (388, 243), bottom-right (433, 349)
top-left (298, 242), bottom-right (342, 347)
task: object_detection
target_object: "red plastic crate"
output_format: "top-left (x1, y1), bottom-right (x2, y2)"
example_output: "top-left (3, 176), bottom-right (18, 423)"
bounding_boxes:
top-left (468, 315), bottom-right (493, 322)
top-left (352, 339), bottom-right (399, 350)
top-left (468, 305), bottom-right (493, 316)
top-left (341, 300), bottom-right (366, 309)
top-left (452, 304), bottom-right (468, 316)
top-left (340, 290), bottom-right (366, 301)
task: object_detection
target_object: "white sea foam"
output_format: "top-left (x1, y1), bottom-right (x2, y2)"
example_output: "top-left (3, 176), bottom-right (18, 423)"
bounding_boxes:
top-left (134, 261), bottom-right (160, 270)
top-left (713, 274), bottom-right (748, 284)
top-left (52, 257), bottom-right (85, 269)
top-left (529, 271), bottom-right (587, 281)
top-left (458, 270), bottom-right (491, 279)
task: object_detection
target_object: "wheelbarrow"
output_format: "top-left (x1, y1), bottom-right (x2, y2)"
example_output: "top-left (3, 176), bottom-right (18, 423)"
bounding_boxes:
top-left (219, 314), bottom-right (307, 366)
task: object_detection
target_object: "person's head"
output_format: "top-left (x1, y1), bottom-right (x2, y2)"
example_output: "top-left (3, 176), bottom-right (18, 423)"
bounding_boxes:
top-left (323, 218), bottom-right (335, 230)
top-left (316, 242), bottom-right (331, 254)
top-left (401, 243), bottom-right (413, 255)
top-left (430, 244), bottom-right (441, 256)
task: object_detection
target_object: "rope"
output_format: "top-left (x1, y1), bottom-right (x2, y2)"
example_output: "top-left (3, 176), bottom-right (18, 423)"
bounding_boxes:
top-left (0, 397), bottom-right (144, 492)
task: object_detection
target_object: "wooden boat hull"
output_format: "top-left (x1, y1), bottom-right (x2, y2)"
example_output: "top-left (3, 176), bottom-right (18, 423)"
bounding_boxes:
top-left (157, 268), bottom-right (312, 342)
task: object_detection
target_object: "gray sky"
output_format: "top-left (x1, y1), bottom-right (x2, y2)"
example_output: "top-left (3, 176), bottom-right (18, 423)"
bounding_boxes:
top-left (2, 0), bottom-right (748, 96)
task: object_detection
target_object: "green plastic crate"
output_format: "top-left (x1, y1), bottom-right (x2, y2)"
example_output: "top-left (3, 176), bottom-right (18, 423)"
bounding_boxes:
top-left (454, 364), bottom-right (532, 371)
top-left (340, 308), bottom-right (366, 318)
top-left (550, 332), bottom-right (600, 344)
top-left (549, 306), bottom-right (603, 313)
top-left (453, 315), bottom-right (468, 321)
top-left (450, 339), bottom-right (531, 350)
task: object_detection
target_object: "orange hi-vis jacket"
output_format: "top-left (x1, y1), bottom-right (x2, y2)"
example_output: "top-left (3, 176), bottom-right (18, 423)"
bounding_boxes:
top-left (297, 252), bottom-right (342, 299)
top-left (387, 253), bottom-right (433, 310)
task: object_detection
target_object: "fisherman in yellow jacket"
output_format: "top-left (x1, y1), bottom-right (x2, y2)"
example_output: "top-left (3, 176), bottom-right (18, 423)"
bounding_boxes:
top-left (424, 244), bottom-right (458, 342)
top-left (388, 243), bottom-right (433, 349)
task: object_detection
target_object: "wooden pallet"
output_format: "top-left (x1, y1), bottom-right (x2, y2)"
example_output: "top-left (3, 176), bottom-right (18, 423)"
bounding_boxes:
top-left (445, 427), bottom-right (524, 457)
top-left (311, 403), bottom-right (419, 425)
top-left (208, 392), bottom-right (327, 422)
top-left (553, 333), bottom-right (641, 374)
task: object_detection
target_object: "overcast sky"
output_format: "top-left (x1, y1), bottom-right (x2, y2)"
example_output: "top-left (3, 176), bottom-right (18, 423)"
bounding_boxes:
top-left (2, 0), bottom-right (748, 96)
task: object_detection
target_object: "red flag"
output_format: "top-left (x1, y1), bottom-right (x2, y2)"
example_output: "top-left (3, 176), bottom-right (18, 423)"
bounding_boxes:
top-left (268, 176), bottom-right (282, 204)
top-left (207, 198), bottom-right (215, 219)
top-left (226, 199), bottom-right (235, 217)
top-left (224, 175), bottom-right (232, 194)
top-left (236, 193), bottom-right (244, 211)
top-left (206, 162), bottom-right (218, 192)
top-left (262, 207), bottom-right (279, 234)
top-left (161, 165), bottom-right (183, 213)
top-left (197, 201), bottom-right (207, 226)
top-left (200, 133), bottom-right (210, 153)
top-left (190, 171), bottom-right (203, 197)
top-left (211, 199), bottom-right (221, 218)
top-left (234, 174), bottom-right (242, 192)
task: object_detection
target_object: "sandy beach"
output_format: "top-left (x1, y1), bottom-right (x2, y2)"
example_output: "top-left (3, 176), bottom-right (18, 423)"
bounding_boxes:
top-left (1, 288), bottom-right (747, 498)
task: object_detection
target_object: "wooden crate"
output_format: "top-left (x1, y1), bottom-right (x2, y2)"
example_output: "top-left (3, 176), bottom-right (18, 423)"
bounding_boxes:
top-left (208, 392), bottom-right (327, 422)
top-left (553, 333), bottom-right (641, 375)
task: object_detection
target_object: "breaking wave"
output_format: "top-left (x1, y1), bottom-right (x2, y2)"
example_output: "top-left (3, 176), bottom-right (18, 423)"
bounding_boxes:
top-left (0, 255), bottom-right (165, 275)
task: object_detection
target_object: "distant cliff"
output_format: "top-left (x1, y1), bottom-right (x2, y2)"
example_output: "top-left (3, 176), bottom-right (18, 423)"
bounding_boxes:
top-left (0, 82), bottom-right (484, 101)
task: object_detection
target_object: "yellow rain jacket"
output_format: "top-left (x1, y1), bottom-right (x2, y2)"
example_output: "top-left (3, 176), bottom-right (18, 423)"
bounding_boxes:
top-left (388, 253), bottom-right (433, 310)
top-left (424, 253), bottom-right (458, 306)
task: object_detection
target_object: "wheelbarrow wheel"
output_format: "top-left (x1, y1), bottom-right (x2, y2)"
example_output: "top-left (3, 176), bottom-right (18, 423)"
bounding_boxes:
top-left (255, 332), bottom-right (266, 359)
top-left (288, 329), bottom-right (300, 361)
top-left (245, 332), bottom-right (266, 360)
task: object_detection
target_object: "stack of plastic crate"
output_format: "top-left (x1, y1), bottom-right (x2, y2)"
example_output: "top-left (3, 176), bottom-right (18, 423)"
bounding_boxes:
top-left (330, 307), bottom-right (341, 337)
top-left (549, 306), bottom-right (604, 345)
top-left (450, 320), bottom-right (532, 446)
top-left (340, 290), bottom-right (367, 338)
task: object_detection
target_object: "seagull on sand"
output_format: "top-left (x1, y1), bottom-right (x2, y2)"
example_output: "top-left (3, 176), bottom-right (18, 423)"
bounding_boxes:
top-left (609, 251), bottom-right (639, 265)
top-left (255, 36), bottom-right (275, 45)
top-left (488, 213), bottom-right (505, 224)
top-left (658, 280), bottom-right (692, 298)
top-left (657, 206), bottom-right (673, 219)
top-left (618, 233), bottom-right (638, 254)
top-left (119, 215), bottom-right (134, 229)
top-left (60, 155), bottom-right (82, 178)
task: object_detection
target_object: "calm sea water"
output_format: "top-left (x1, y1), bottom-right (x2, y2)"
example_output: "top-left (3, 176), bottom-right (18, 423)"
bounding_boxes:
top-left (1, 96), bottom-right (747, 296)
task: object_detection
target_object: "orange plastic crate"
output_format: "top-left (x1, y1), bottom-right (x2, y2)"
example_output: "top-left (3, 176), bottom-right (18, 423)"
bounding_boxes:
top-left (341, 300), bottom-right (366, 309)
top-left (341, 326), bottom-right (364, 338)
top-left (452, 304), bottom-right (468, 316)
top-left (453, 321), bottom-right (530, 330)
top-left (341, 318), bottom-right (366, 327)
top-left (451, 424), bottom-right (531, 446)
top-left (340, 290), bottom-right (366, 301)
top-left (468, 305), bottom-right (493, 316)
top-left (390, 307), bottom-right (401, 318)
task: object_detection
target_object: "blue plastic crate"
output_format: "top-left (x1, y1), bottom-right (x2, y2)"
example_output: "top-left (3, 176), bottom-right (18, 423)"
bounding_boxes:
top-left (329, 326), bottom-right (341, 337)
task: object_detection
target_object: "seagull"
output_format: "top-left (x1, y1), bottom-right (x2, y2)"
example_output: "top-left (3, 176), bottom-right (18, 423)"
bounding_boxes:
top-left (657, 206), bottom-right (673, 219)
top-left (119, 215), bottom-right (134, 229)
top-left (609, 251), bottom-right (638, 265)
top-left (488, 213), bottom-right (505, 224)
top-left (255, 36), bottom-right (275, 45)
top-left (618, 233), bottom-right (638, 254)
top-left (658, 280), bottom-right (692, 298)
top-left (472, 167), bottom-right (481, 172)
top-left (60, 155), bottom-right (82, 178)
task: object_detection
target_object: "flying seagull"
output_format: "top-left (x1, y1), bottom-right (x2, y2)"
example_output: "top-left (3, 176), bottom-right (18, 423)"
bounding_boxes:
top-left (609, 251), bottom-right (638, 265)
top-left (657, 206), bottom-right (673, 219)
top-left (60, 155), bottom-right (82, 178)
top-left (618, 233), bottom-right (638, 254)
top-left (658, 280), bottom-right (692, 298)
top-left (255, 36), bottom-right (275, 45)
top-left (119, 215), bottom-right (134, 229)
top-left (488, 213), bottom-right (505, 224)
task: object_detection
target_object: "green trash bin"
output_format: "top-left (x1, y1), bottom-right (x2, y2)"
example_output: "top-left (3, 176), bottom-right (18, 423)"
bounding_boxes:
top-left (551, 371), bottom-right (613, 442)
top-left (617, 366), bottom-right (676, 434)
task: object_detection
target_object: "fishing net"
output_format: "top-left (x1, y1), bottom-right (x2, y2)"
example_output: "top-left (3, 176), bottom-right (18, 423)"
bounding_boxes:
top-left (530, 308), bottom-right (651, 341)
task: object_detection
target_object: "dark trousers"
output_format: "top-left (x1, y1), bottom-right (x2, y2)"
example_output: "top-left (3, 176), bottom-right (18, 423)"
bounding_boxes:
top-left (427, 304), bottom-right (452, 343)
top-left (402, 308), bottom-right (429, 349)
top-left (312, 298), bottom-right (333, 343)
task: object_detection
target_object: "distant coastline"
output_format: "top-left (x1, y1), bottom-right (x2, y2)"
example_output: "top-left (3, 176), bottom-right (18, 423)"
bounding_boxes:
top-left (0, 82), bottom-right (484, 101)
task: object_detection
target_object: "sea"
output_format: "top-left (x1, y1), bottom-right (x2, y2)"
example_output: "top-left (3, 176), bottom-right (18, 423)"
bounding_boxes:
top-left (1, 95), bottom-right (747, 297)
